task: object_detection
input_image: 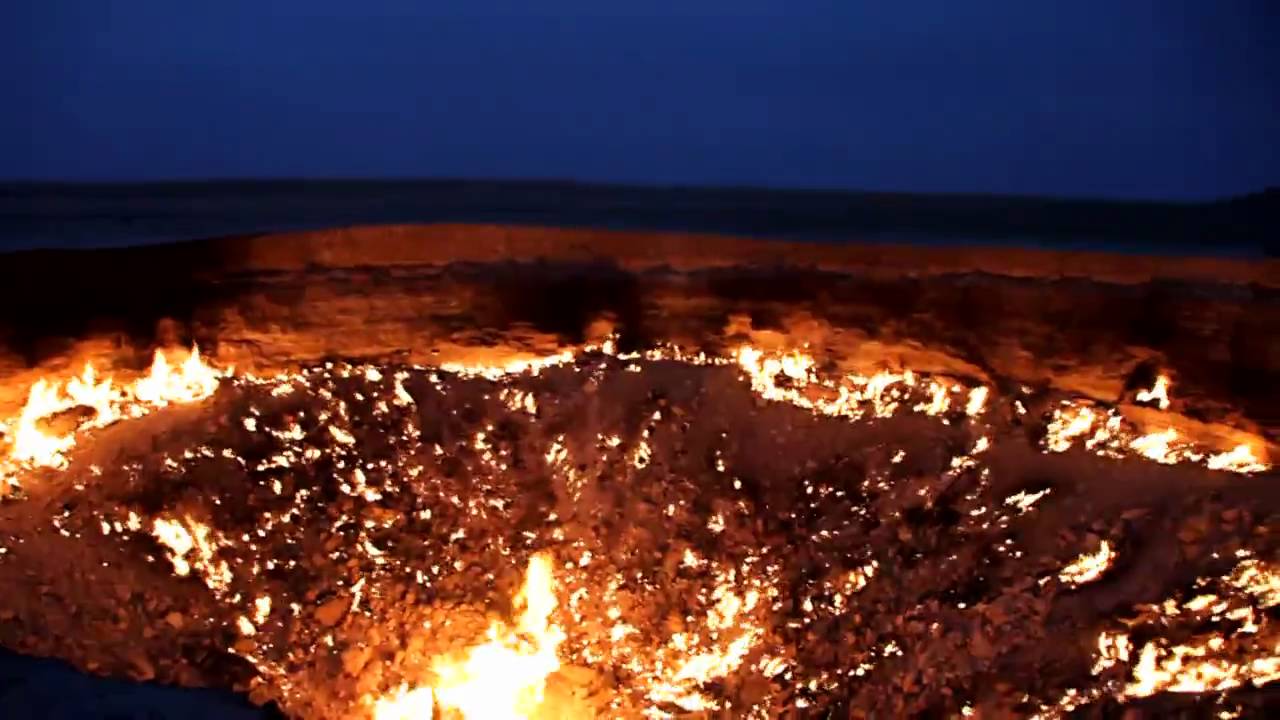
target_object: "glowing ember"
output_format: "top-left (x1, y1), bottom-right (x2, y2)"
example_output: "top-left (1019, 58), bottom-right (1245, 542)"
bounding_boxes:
top-left (151, 515), bottom-right (233, 592)
top-left (1058, 540), bottom-right (1116, 587)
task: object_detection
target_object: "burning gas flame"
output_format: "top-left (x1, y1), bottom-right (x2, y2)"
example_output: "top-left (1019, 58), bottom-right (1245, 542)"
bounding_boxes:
top-left (1206, 444), bottom-right (1269, 474)
top-left (380, 553), bottom-right (565, 720)
top-left (1058, 540), bottom-right (1116, 587)
top-left (1135, 374), bottom-right (1172, 410)
top-left (151, 515), bottom-right (233, 592)
top-left (1129, 428), bottom-right (1183, 464)
top-left (1, 345), bottom-right (223, 483)
top-left (1082, 555), bottom-right (1280, 705)
top-left (375, 686), bottom-right (435, 720)
top-left (1041, 401), bottom-right (1269, 475)
top-left (10, 379), bottom-right (80, 469)
top-left (133, 344), bottom-right (222, 406)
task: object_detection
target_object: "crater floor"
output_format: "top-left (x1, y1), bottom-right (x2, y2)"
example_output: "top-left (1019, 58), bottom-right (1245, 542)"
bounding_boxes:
top-left (1, 346), bottom-right (1276, 719)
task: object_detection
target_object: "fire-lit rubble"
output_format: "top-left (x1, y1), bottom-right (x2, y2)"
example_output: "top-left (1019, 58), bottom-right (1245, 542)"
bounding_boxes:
top-left (0, 338), bottom-right (1276, 718)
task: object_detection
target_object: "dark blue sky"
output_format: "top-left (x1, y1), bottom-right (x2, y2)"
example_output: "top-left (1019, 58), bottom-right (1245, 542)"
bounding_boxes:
top-left (3, 1), bottom-right (1277, 199)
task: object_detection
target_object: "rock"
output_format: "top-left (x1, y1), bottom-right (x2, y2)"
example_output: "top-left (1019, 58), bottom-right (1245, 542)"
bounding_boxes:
top-left (128, 651), bottom-right (156, 681)
top-left (969, 629), bottom-right (995, 660)
top-left (164, 611), bottom-right (185, 629)
top-left (556, 663), bottom-right (599, 687)
top-left (342, 643), bottom-right (372, 675)
top-left (315, 597), bottom-right (349, 627)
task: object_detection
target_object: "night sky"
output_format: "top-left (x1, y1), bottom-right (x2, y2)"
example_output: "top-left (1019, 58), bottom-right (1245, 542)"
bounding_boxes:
top-left (3, 1), bottom-right (1278, 199)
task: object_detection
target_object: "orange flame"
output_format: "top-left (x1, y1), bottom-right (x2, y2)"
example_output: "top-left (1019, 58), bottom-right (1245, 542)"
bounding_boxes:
top-left (1135, 374), bottom-right (1172, 410)
top-left (379, 554), bottom-right (565, 720)
top-left (2, 345), bottom-right (223, 477)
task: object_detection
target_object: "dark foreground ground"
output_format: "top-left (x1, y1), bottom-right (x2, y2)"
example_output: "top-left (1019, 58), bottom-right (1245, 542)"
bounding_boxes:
top-left (0, 648), bottom-right (273, 719)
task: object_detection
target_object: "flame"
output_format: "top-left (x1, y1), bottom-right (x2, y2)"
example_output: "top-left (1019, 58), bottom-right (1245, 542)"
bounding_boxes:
top-left (735, 346), bottom-right (931, 421)
top-left (5, 342), bottom-right (1276, 716)
top-left (375, 685), bottom-right (435, 720)
top-left (1128, 428), bottom-right (1183, 464)
top-left (637, 565), bottom-right (773, 714)
top-left (4, 342), bottom-right (1267, 499)
top-left (1092, 631), bottom-right (1131, 674)
top-left (1135, 374), bottom-right (1172, 410)
top-left (1206, 444), bottom-right (1268, 474)
top-left (2, 345), bottom-right (222, 478)
top-left (10, 379), bottom-right (79, 468)
top-left (1044, 405), bottom-right (1097, 453)
top-left (152, 515), bottom-right (233, 592)
top-left (1058, 540), bottom-right (1116, 587)
top-left (133, 344), bottom-right (222, 406)
top-left (387, 553), bottom-right (565, 720)
top-left (1041, 399), bottom-right (1267, 474)
top-left (1083, 555), bottom-right (1280, 705)
top-left (1125, 636), bottom-right (1280, 697)
top-left (965, 386), bottom-right (989, 417)
top-left (440, 350), bottom-right (576, 381)
top-left (913, 381), bottom-right (950, 415)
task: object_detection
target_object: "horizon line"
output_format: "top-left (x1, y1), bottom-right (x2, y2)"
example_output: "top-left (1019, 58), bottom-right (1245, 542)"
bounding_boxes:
top-left (2, 175), bottom-right (1268, 206)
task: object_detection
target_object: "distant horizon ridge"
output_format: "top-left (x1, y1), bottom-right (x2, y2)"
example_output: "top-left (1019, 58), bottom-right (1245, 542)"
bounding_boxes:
top-left (2, 176), bottom-right (1275, 205)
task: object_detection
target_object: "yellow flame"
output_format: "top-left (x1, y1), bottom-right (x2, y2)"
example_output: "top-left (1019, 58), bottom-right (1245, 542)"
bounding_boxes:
top-left (913, 381), bottom-right (950, 415)
top-left (375, 685), bottom-right (435, 720)
top-left (440, 350), bottom-right (576, 381)
top-left (152, 515), bottom-right (233, 592)
top-left (1058, 540), bottom-right (1116, 587)
top-left (1135, 374), bottom-right (1172, 410)
top-left (965, 386), bottom-right (989, 417)
top-left (1044, 405), bottom-right (1096, 453)
top-left (1206, 444), bottom-right (1268, 474)
top-left (428, 553), bottom-right (564, 720)
top-left (1125, 637), bottom-right (1280, 697)
top-left (1087, 556), bottom-right (1280, 703)
top-left (10, 379), bottom-right (79, 468)
top-left (3, 345), bottom-right (222, 475)
top-left (1128, 428), bottom-right (1184, 464)
top-left (133, 344), bottom-right (222, 406)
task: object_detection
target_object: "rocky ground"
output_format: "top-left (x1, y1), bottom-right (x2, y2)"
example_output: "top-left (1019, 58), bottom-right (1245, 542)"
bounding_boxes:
top-left (0, 347), bottom-right (1277, 718)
